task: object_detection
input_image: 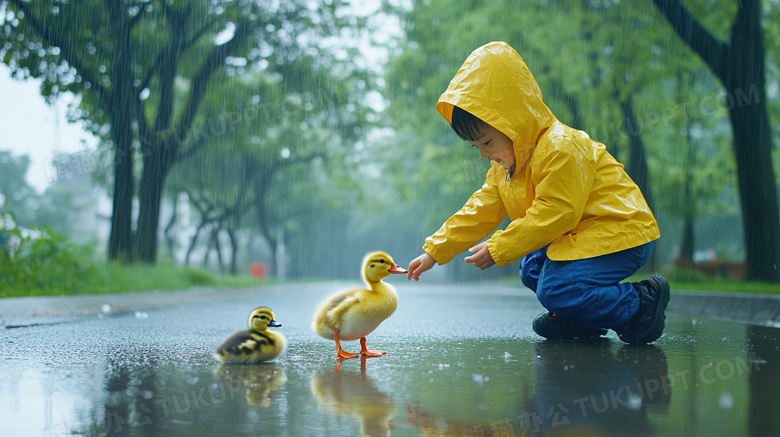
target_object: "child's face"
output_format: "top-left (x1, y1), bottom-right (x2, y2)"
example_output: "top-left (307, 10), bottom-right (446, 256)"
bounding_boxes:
top-left (470, 123), bottom-right (516, 170)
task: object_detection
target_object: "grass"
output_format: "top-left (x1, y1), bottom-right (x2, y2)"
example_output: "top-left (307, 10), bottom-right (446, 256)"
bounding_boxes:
top-left (629, 267), bottom-right (780, 295)
top-left (1, 221), bottom-right (264, 299)
top-left (0, 261), bottom-right (262, 299)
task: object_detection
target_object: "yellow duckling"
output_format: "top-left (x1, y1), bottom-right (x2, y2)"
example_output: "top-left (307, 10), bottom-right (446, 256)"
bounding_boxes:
top-left (313, 251), bottom-right (407, 359)
top-left (215, 307), bottom-right (286, 364)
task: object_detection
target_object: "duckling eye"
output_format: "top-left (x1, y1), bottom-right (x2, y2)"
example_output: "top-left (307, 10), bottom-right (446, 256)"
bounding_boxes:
top-left (260, 316), bottom-right (267, 320)
top-left (379, 259), bottom-right (385, 264)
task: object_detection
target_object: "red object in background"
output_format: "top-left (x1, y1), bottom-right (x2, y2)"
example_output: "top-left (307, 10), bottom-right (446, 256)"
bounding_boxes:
top-left (249, 262), bottom-right (266, 279)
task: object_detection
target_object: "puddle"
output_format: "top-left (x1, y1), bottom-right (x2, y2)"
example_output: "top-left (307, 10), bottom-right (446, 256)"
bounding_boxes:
top-left (1, 285), bottom-right (778, 436)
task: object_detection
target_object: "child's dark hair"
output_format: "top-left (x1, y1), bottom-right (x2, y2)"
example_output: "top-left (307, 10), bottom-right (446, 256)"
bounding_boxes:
top-left (450, 106), bottom-right (485, 142)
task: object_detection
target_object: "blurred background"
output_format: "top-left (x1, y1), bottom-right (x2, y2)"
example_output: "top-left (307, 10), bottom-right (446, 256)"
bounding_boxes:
top-left (1, 0), bottom-right (778, 296)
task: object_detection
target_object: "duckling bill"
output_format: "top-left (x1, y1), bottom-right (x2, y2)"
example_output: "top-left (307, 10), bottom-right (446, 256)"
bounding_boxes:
top-left (215, 307), bottom-right (286, 364)
top-left (312, 251), bottom-right (406, 359)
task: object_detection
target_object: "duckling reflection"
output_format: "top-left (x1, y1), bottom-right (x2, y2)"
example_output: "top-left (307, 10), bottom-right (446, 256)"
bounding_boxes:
top-left (525, 339), bottom-right (670, 436)
top-left (310, 355), bottom-right (395, 437)
top-left (214, 363), bottom-right (286, 409)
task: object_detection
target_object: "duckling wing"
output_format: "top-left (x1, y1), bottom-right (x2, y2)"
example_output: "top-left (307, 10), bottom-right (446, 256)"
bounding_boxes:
top-left (215, 330), bottom-right (276, 359)
top-left (326, 291), bottom-right (361, 320)
top-left (314, 289), bottom-right (361, 332)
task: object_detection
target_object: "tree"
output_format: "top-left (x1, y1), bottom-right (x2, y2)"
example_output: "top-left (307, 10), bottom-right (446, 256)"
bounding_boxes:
top-left (1, 0), bottom-right (363, 263)
top-left (163, 44), bottom-right (372, 274)
top-left (651, 0), bottom-right (779, 281)
top-left (0, 151), bottom-right (35, 225)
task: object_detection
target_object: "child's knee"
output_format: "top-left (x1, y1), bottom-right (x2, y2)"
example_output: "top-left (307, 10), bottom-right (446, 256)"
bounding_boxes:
top-left (536, 284), bottom-right (576, 315)
top-left (536, 288), bottom-right (557, 311)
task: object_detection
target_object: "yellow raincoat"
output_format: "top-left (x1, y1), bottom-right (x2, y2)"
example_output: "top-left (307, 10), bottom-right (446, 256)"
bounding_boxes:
top-left (423, 42), bottom-right (659, 267)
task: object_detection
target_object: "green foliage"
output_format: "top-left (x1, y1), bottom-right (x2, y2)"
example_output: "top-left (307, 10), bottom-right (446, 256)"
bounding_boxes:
top-left (0, 150), bottom-right (36, 226)
top-left (0, 209), bottom-right (257, 298)
top-left (0, 213), bottom-right (98, 296)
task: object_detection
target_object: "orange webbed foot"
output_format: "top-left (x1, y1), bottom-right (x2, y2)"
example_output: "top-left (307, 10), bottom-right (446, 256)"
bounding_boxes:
top-left (360, 337), bottom-right (387, 357)
top-left (334, 331), bottom-right (359, 359)
top-left (336, 349), bottom-right (360, 359)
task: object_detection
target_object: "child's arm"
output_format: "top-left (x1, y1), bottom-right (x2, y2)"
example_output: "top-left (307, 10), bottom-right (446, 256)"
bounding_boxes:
top-left (422, 172), bottom-right (508, 266)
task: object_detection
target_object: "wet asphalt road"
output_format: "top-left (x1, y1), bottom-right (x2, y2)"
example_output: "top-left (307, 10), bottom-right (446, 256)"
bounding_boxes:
top-left (1, 280), bottom-right (779, 437)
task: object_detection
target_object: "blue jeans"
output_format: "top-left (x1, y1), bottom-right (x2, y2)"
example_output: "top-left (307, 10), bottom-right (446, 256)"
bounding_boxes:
top-left (519, 241), bottom-right (654, 328)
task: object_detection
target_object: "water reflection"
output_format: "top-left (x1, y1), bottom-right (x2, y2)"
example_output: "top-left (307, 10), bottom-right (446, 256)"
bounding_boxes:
top-left (214, 363), bottom-right (286, 409)
top-left (403, 339), bottom-right (671, 436)
top-left (526, 339), bottom-right (670, 436)
top-left (747, 325), bottom-right (780, 436)
top-left (310, 355), bottom-right (395, 437)
top-left (4, 310), bottom-right (778, 436)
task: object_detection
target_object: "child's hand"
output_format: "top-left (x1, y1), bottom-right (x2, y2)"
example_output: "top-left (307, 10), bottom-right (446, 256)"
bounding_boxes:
top-left (465, 242), bottom-right (496, 270)
top-left (407, 253), bottom-right (436, 281)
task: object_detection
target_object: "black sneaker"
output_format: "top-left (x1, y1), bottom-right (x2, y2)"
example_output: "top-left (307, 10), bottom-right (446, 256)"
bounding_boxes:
top-left (614, 275), bottom-right (671, 344)
top-left (532, 312), bottom-right (608, 339)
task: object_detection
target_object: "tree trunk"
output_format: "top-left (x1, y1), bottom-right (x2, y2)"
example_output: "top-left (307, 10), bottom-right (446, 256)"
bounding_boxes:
top-left (226, 227), bottom-right (239, 276)
top-left (135, 151), bottom-right (173, 263)
top-left (727, 2), bottom-right (778, 282)
top-left (203, 227), bottom-right (215, 267)
top-left (652, 0), bottom-right (779, 281)
top-left (133, 9), bottom-right (185, 264)
top-left (680, 79), bottom-right (695, 263)
top-left (680, 218), bottom-right (694, 261)
top-left (617, 92), bottom-right (657, 270)
top-left (617, 94), bottom-right (653, 209)
top-left (164, 192), bottom-right (178, 264)
top-left (107, 137), bottom-right (134, 261)
top-left (106, 6), bottom-right (136, 262)
top-left (185, 221), bottom-right (206, 267)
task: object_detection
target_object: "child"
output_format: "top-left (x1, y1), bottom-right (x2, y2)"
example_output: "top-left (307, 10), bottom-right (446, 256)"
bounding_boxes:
top-left (406, 41), bottom-right (669, 344)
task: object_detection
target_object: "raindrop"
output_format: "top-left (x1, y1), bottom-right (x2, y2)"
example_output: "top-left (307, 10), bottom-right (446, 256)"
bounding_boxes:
top-left (718, 392), bottom-right (734, 409)
top-left (281, 148), bottom-right (291, 158)
top-left (627, 393), bottom-right (642, 410)
top-left (215, 22), bottom-right (236, 46)
top-left (101, 304), bottom-right (112, 314)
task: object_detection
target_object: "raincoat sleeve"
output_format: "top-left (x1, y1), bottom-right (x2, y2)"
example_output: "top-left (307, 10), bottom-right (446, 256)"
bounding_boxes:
top-left (487, 138), bottom-right (594, 267)
top-left (422, 168), bottom-right (508, 265)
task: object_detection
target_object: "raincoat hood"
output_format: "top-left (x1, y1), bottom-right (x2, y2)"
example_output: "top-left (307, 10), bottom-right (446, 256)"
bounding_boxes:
top-left (436, 41), bottom-right (556, 165)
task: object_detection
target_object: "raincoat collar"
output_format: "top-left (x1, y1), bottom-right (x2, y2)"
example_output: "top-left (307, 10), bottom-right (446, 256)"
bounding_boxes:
top-left (436, 41), bottom-right (556, 168)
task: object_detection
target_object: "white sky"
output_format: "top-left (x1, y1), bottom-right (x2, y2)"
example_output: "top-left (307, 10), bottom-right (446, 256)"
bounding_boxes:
top-left (0, 64), bottom-right (98, 193)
